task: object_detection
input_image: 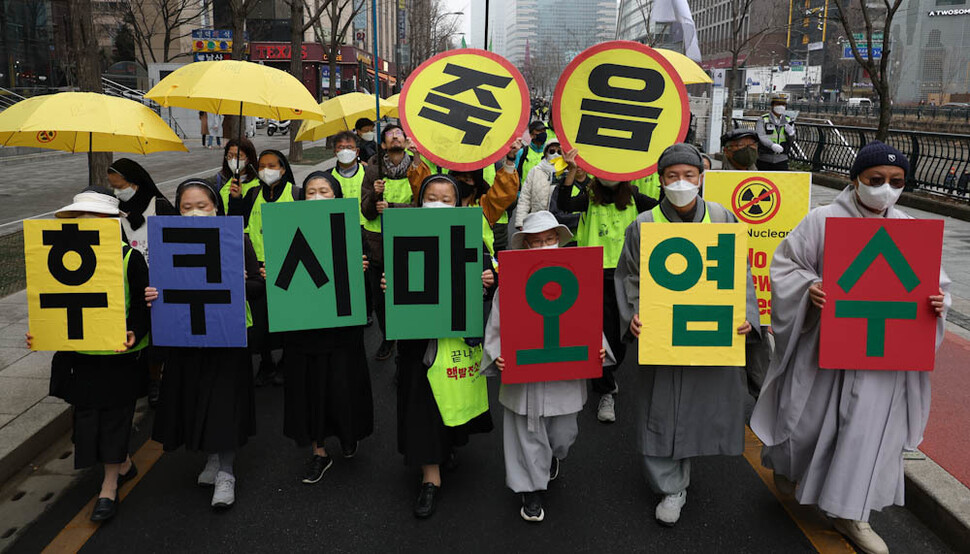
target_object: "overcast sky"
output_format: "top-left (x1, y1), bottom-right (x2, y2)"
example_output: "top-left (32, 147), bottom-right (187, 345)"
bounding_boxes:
top-left (444, 0), bottom-right (473, 45)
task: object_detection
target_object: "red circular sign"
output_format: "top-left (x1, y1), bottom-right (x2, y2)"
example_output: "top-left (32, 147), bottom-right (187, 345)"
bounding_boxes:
top-left (36, 130), bottom-right (57, 143)
top-left (731, 176), bottom-right (782, 224)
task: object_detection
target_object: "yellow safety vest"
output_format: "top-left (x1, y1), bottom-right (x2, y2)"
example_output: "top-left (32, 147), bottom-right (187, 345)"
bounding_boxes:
top-left (331, 165), bottom-right (367, 225)
top-left (81, 247), bottom-right (150, 355)
top-left (362, 176), bottom-right (411, 233)
top-left (246, 182), bottom-right (296, 262)
top-left (576, 201), bottom-right (639, 269)
top-left (632, 173), bottom-right (661, 201)
top-left (220, 176), bottom-right (260, 212)
top-left (650, 204), bottom-right (712, 224)
top-left (762, 114), bottom-right (789, 145)
top-left (520, 147), bottom-right (542, 182)
top-left (426, 337), bottom-right (488, 426)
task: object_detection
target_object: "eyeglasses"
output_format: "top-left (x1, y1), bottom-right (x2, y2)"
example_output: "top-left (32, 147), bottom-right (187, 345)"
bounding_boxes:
top-left (526, 235), bottom-right (560, 248)
top-left (385, 130), bottom-right (405, 138)
top-left (861, 174), bottom-right (905, 189)
top-left (547, 148), bottom-right (561, 155)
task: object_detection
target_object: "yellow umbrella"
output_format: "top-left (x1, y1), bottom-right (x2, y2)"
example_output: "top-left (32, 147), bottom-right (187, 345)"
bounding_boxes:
top-left (386, 93), bottom-right (401, 118)
top-left (145, 60), bottom-right (324, 122)
top-left (0, 92), bottom-right (187, 154)
top-left (295, 92), bottom-right (395, 143)
top-left (654, 48), bottom-right (713, 85)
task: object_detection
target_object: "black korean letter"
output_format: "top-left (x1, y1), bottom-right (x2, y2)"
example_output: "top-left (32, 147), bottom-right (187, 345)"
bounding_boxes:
top-left (417, 63), bottom-right (511, 146)
top-left (163, 227), bottom-right (222, 283)
top-left (328, 213), bottom-right (352, 317)
top-left (163, 289), bottom-right (233, 335)
top-left (43, 224), bottom-right (100, 286)
top-left (275, 228), bottom-right (330, 290)
top-left (393, 236), bottom-right (438, 305)
top-left (449, 225), bottom-right (478, 332)
top-left (39, 292), bottom-right (108, 339)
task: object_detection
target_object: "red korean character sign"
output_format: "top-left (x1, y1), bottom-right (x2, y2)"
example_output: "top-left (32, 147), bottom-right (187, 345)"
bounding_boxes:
top-left (498, 247), bottom-right (603, 384)
top-left (819, 218), bottom-right (944, 371)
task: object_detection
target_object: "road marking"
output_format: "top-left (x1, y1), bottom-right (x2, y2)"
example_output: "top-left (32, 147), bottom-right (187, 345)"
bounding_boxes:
top-left (743, 426), bottom-right (856, 553)
top-left (0, 166), bottom-right (220, 231)
top-left (41, 440), bottom-right (164, 554)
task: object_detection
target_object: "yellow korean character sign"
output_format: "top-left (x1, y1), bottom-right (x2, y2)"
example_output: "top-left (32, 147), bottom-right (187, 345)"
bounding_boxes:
top-left (703, 171), bottom-right (811, 326)
top-left (553, 41), bottom-right (689, 181)
top-left (24, 219), bottom-right (127, 351)
top-left (400, 48), bottom-right (529, 171)
top-left (638, 223), bottom-right (747, 366)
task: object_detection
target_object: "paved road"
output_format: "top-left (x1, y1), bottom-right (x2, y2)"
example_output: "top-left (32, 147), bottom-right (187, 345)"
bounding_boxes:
top-left (0, 134), bottom-right (302, 229)
top-left (10, 325), bottom-right (955, 552)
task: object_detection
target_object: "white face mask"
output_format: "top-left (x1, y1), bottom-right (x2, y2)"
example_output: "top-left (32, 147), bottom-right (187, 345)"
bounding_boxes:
top-left (336, 149), bottom-right (358, 164)
top-left (259, 168), bottom-right (281, 184)
top-left (423, 201), bottom-right (452, 209)
top-left (855, 181), bottom-right (903, 213)
top-left (546, 153), bottom-right (562, 161)
top-left (183, 208), bottom-right (216, 217)
top-left (306, 196), bottom-right (331, 201)
top-left (114, 186), bottom-right (136, 202)
top-left (538, 244), bottom-right (559, 249)
top-left (228, 158), bottom-right (247, 173)
top-left (772, 105), bottom-right (786, 116)
top-left (360, 131), bottom-right (376, 142)
top-left (663, 179), bottom-right (700, 207)
top-left (598, 179), bottom-right (620, 188)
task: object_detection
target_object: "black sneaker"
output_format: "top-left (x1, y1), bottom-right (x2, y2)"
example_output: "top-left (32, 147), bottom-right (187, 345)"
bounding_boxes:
top-left (375, 340), bottom-right (395, 361)
top-left (520, 492), bottom-right (544, 522)
top-left (302, 455), bottom-right (333, 484)
top-left (549, 457), bottom-right (560, 482)
top-left (341, 440), bottom-right (359, 458)
top-left (414, 482), bottom-right (439, 519)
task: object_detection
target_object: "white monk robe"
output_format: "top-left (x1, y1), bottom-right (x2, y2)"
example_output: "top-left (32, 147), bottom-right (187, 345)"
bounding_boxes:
top-left (482, 291), bottom-right (615, 493)
top-left (615, 198), bottom-right (761, 494)
top-left (750, 185), bottom-right (951, 522)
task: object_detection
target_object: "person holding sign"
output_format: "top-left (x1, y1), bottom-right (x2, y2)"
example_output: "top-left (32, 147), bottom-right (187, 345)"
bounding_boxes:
top-left (147, 179), bottom-right (261, 510)
top-left (513, 138), bottom-right (566, 230)
top-left (281, 171), bottom-right (375, 485)
top-left (480, 211), bottom-right (611, 523)
top-left (229, 149), bottom-right (298, 386)
top-left (215, 138), bottom-right (260, 211)
top-left (750, 142), bottom-right (950, 554)
top-left (556, 148), bottom-right (658, 424)
top-left (27, 187), bottom-right (149, 523)
top-left (360, 124), bottom-right (432, 361)
top-left (614, 144), bottom-right (759, 527)
top-left (385, 175), bottom-right (494, 519)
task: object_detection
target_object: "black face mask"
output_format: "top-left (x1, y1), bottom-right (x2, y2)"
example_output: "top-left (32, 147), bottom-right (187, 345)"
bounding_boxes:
top-left (533, 131), bottom-right (547, 146)
top-left (457, 180), bottom-right (476, 199)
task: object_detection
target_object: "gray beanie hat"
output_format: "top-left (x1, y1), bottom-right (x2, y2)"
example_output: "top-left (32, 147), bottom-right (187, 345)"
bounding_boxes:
top-left (657, 143), bottom-right (704, 174)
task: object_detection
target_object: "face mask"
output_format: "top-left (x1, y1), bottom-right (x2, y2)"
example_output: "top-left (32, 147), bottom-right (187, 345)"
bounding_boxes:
top-left (539, 244), bottom-right (559, 250)
top-left (259, 168), bottom-right (281, 184)
top-left (731, 146), bottom-right (758, 168)
top-left (113, 186), bottom-right (136, 202)
top-left (546, 152), bottom-right (562, 161)
top-left (663, 179), bottom-right (700, 207)
top-left (360, 131), bottom-right (376, 142)
top-left (423, 201), bottom-right (452, 209)
top-left (534, 131), bottom-right (547, 145)
top-left (228, 158), bottom-right (247, 173)
top-left (457, 181), bottom-right (476, 199)
top-left (772, 105), bottom-right (786, 116)
top-left (856, 181), bottom-right (903, 212)
top-left (598, 179), bottom-right (620, 188)
top-left (183, 208), bottom-right (216, 217)
top-left (336, 149), bottom-right (358, 164)
top-left (306, 195), bottom-right (330, 201)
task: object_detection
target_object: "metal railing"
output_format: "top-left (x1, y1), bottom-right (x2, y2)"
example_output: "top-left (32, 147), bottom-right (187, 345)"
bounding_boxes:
top-left (732, 117), bottom-right (970, 200)
top-left (0, 86), bottom-right (26, 112)
top-left (735, 99), bottom-right (970, 122)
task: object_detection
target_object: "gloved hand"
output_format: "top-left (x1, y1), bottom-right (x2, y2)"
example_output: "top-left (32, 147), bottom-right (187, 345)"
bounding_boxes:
top-left (784, 123), bottom-right (796, 136)
top-left (770, 143), bottom-right (784, 154)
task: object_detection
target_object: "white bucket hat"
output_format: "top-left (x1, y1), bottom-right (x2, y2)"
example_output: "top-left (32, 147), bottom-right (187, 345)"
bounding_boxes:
top-left (509, 210), bottom-right (573, 250)
top-left (55, 187), bottom-right (120, 218)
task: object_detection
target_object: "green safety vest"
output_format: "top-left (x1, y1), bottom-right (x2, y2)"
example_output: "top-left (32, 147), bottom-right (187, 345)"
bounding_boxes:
top-left (362, 176), bottom-right (411, 233)
top-left (220, 176), bottom-right (260, 212)
top-left (331, 165), bottom-right (367, 225)
top-left (246, 182), bottom-right (296, 262)
top-left (650, 204), bottom-right (712, 224)
top-left (576, 201), bottom-right (639, 269)
top-left (426, 337), bottom-right (488, 426)
top-left (520, 147), bottom-right (542, 182)
top-left (420, 153), bottom-right (438, 175)
top-left (632, 173), bottom-right (661, 201)
top-left (762, 114), bottom-right (788, 146)
top-left (81, 247), bottom-right (150, 355)
top-left (482, 213), bottom-right (495, 260)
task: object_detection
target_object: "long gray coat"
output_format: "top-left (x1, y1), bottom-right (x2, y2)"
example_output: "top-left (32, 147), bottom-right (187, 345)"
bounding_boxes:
top-left (750, 185), bottom-right (951, 521)
top-left (614, 197), bottom-right (761, 460)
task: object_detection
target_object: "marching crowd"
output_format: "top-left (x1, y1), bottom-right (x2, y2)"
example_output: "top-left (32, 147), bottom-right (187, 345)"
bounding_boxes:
top-left (26, 97), bottom-right (949, 554)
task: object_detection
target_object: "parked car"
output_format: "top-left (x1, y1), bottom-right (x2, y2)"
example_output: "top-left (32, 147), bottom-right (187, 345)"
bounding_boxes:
top-left (846, 98), bottom-right (873, 108)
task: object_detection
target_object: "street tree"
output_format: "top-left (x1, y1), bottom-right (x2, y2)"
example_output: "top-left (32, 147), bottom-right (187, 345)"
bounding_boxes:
top-left (224, 0), bottom-right (264, 139)
top-left (68, 0), bottom-right (111, 186)
top-left (721, 0), bottom-right (784, 129)
top-left (120, 0), bottom-right (211, 69)
top-left (313, 0), bottom-right (365, 99)
top-left (831, 0), bottom-right (903, 141)
top-left (407, 0), bottom-right (462, 75)
top-left (285, 0), bottom-right (333, 162)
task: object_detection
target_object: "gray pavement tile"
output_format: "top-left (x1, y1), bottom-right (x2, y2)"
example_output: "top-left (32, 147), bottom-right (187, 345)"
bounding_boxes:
top-left (0, 352), bottom-right (52, 379)
top-left (0, 377), bottom-right (47, 416)
top-left (0, 346), bottom-right (30, 369)
top-left (0, 414), bottom-right (13, 429)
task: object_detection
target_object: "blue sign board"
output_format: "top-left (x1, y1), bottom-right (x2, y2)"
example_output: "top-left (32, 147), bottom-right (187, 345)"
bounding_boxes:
top-left (148, 216), bottom-right (248, 347)
top-left (194, 52), bottom-right (230, 62)
top-left (843, 45), bottom-right (882, 59)
top-left (191, 29), bottom-right (249, 40)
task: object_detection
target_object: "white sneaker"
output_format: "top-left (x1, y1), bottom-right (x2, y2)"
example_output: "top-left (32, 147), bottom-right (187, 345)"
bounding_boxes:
top-left (831, 518), bottom-right (889, 554)
top-left (655, 490), bottom-right (687, 526)
top-left (198, 455), bottom-right (219, 486)
top-left (597, 394), bottom-right (616, 423)
top-left (211, 471), bottom-right (236, 509)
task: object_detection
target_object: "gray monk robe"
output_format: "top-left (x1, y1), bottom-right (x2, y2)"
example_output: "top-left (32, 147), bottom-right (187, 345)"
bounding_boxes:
top-left (482, 291), bottom-right (615, 493)
top-left (750, 185), bottom-right (951, 522)
top-left (615, 198), bottom-right (760, 493)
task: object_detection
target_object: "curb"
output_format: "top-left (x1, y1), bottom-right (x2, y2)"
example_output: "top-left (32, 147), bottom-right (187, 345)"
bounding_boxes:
top-left (904, 453), bottom-right (970, 552)
top-left (0, 399), bottom-right (72, 486)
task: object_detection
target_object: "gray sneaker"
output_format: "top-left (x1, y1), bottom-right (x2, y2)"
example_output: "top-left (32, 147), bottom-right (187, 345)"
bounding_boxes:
top-left (597, 394), bottom-right (616, 423)
top-left (211, 471), bottom-right (235, 509)
top-left (198, 455), bottom-right (219, 487)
